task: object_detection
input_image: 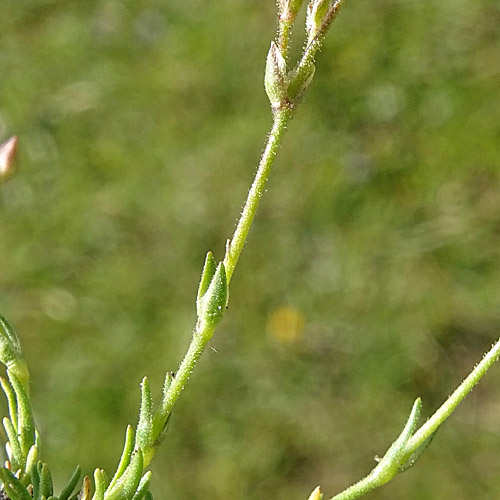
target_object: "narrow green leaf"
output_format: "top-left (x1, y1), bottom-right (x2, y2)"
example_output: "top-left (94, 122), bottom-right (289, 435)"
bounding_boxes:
top-left (130, 471), bottom-right (152, 500)
top-left (399, 429), bottom-right (437, 473)
top-left (136, 377), bottom-right (154, 467)
top-left (161, 371), bottom-right (173, 401)
top-left (91, 469), bottom-right (105, 500)
top-left (0, 316), bottom-right (29, 392)
top-left (0, 314), bottom-right (22, 353)
top-left (105, 448), bottom-right (144, 500)
top-left (0, 377), bottom-right (18, 431)
top-left (196, 251), bottom-right (217, 304)
top-left (152, 372), bottom-right (174, 448)
top-left (152, 413), bottom-right (171, 450)
top-left (8, 371), bottom-right (35, 458)
top-left (38, 462), bottom-right (54, 498)
top-left (30, 457), bottom-right (40, 500)
top-left (0, 467), bottom-right (32, 500)
top-left (58, 465), bottom-right (82, 500)
top-left (197, 262), bottom-right (228, 330)
top-left (107, 425), bottom-right (135, 490)
top-left (369, 398), bottom-right (422, 487)
top-left (144, 492), bottom-right (153, 500)
top-left (100, 469), bottom-right (109, 490)
top-left (25, 445), bottom-right (38, 490)
top-left (3, 417), bottom-right (22, 468)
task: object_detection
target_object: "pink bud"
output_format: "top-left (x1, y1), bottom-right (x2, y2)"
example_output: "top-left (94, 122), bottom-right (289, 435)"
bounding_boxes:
top-left (0, 136), bottom-right (19, 183)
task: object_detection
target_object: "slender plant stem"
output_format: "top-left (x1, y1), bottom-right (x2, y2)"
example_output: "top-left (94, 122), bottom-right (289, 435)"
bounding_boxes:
top-left (157, 324), bottom-right (214, 426)
top-left (223, 107), bottom-right (293, 284)
top-left (157, 107), bottom-right (293, 427)
top-left (327, 336), bottom-right (500, 500)
top-left (404, 336), bottom-right (500, 456)
top-left (329, 474), bottom-right (378, 500)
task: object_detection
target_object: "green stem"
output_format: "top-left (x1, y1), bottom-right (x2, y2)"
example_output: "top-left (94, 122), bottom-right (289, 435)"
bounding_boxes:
top-left (328, 336), bottom-right (500, 500)
top-left (156, 324), bottom-right (213, 427)
top-left (404, 336), bottom-right (500, 457)
top-left (329, 474), bottom-right (378, 500)
top-left (223, 107), bottom-right (293, 283)
top-left (156, 108), bottom-right (293, 431)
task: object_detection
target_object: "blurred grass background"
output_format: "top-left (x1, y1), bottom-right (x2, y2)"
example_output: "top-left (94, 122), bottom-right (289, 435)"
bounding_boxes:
top-left (1, 0), bottom-right (500, 498)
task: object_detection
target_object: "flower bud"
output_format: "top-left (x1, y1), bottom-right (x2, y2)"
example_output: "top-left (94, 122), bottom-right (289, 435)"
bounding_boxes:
top-left (0, 136), bottom-right (19, 183)
top-left (265, 41), bottom-right (287, 109)
top-left (306, 0), bottom-right (343, 43)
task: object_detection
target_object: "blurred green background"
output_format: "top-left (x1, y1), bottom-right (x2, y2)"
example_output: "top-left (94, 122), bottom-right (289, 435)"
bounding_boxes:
top-left (1, 0), bottom-right (500, 498)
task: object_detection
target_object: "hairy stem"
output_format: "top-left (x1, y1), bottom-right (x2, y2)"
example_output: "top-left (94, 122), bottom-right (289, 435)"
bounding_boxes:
top-left (329, 475), bottom-right (378, 500)
top-left (223, 107), bottom-right (293, 283)
top-left (328, 336), bottom-right (500, 500)
top-left (156, 324), bottom-right (213, 426)
top-left (404, 336), bottom-right (500, 457)
top-left (156, 107), bottom-right (294, 433)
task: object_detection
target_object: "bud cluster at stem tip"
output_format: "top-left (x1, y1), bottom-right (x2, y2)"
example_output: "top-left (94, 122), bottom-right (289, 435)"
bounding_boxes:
top-left (265, 0), bottom-right (344, 113)
top-left (264, 40), bottom-right (316, 113)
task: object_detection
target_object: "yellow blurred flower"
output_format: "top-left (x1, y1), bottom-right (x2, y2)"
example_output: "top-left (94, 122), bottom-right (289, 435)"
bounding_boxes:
top-left (268, 307), bottom-right (305, 343)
